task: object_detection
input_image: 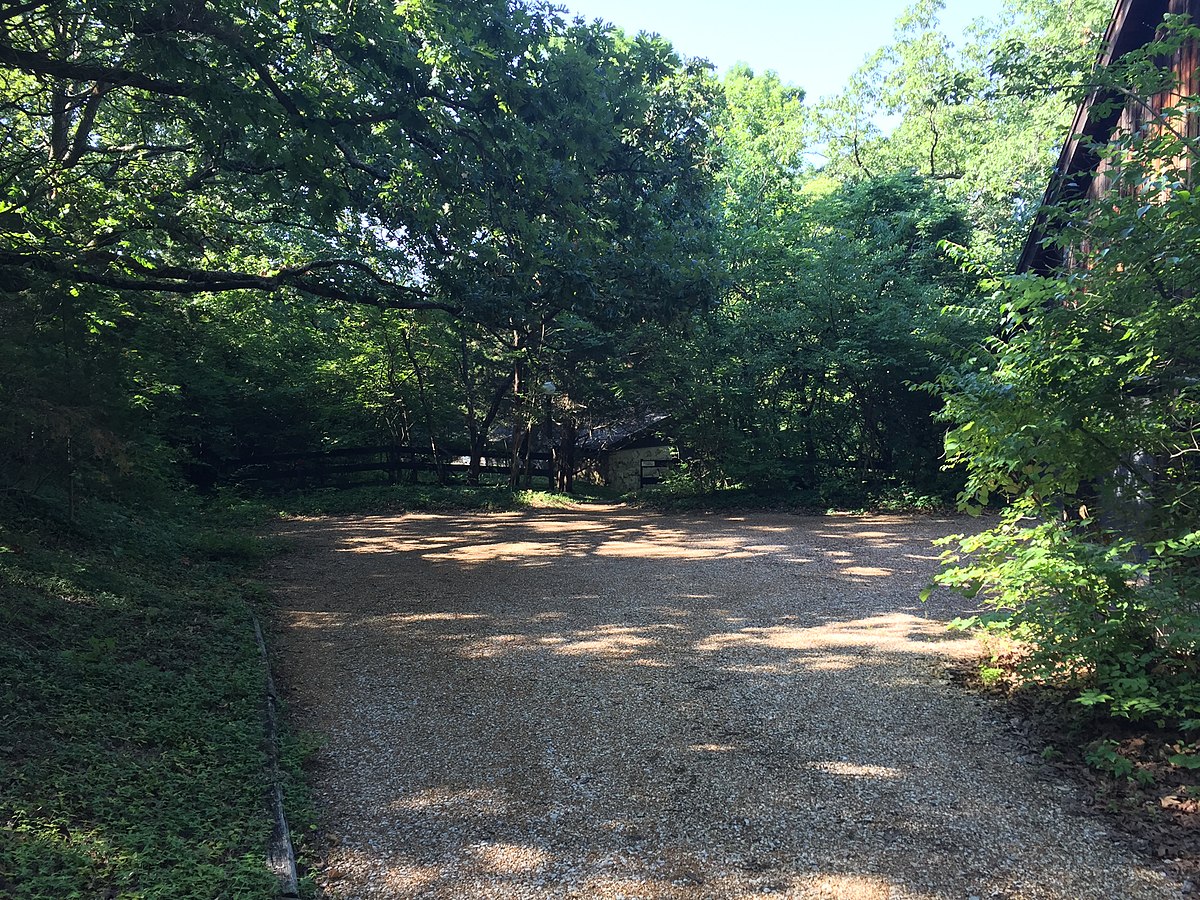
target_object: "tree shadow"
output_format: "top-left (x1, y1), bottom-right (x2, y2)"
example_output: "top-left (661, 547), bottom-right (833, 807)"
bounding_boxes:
top-left (268, 509), bottom-right (1175, 899)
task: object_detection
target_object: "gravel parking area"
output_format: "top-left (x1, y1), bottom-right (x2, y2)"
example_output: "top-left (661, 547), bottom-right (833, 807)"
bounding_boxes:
top-left (269, 507), bottom-right (1181, 899)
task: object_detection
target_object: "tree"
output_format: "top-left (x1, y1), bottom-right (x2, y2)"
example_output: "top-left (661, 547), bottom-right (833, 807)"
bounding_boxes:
top-left (816, 0), bottom-right (1112, 263)
top-left (0, 0), bottom-right (723, 498)
top-left (647, 66), bottom-right (979, 497)
top-left (930, 22), bottom-right (1200, 724)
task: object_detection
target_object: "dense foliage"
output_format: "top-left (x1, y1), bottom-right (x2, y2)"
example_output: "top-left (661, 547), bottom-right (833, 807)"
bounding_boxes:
top-left (818, 0), bottom-right (1114, 261)
top-left (930, 21), bottom-right (1200, 727)
top-left (1, 0), bottom-right (723, 497)
top-left (660, 168), bottom-right (977, 495)
top-left (1, 0), bottom-right (1114, 505)
top-left (8, 0), bottom-right (1200, 891)
top-left (652, 0), bottom-right (1111, 498)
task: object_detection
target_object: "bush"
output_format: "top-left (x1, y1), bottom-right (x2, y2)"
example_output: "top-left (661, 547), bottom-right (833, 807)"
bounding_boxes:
top-left (932, 514), bottom-right (1200, 722)
top-left (930, 24), bottom-right (1200, 727)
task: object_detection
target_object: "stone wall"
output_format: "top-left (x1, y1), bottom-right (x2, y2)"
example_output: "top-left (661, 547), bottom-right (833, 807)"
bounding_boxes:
top-left (602, 445), bottom-right (674, 493)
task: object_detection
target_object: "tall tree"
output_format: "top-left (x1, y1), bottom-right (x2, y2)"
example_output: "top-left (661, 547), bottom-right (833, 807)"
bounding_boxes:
top-left (0, 0), bottom-right (723, 497)
top-left (816, 0), bottom-right (1112, 261)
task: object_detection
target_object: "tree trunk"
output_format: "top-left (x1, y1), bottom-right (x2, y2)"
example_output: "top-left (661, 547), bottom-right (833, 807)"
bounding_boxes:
top-left (398, 326), bottom-right (447, 485)
top-left (468, 428), bottom-right (484, 486)
top-left (466, 374), bottom-right (512, 487)
top-left (509, 424), bottom-right (526, 488)
top-left (544, 395), bottom-right (556, 491)
top-left (558, 419), bottom-right (577, 492)
top-left (508, 353), bottom-right (526, 489)
top-left (522, 421), bottom-right (534, 489)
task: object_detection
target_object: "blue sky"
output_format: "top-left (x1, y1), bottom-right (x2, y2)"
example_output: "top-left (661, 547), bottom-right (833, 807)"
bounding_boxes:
top-left (560, 0), bottom-right (1010, 100)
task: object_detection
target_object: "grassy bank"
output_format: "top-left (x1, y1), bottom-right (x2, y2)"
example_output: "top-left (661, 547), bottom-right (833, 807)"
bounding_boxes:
top-left (0, 494), bottom-right (289, 898)
top-left (633, 482), bottom-right (955, 515)
top-left (221, 477), bottom-right (954, 520)
top-left (222, 481), bottom-right (614, 520)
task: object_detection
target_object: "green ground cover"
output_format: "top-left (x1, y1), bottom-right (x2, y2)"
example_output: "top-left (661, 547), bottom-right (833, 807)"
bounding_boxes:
top-left (0, 495), bottom-right (290, 899)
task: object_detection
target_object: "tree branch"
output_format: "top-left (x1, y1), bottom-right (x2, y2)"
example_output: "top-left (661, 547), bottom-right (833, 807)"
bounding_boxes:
top-left (0, 41), bottom-right (197, 96)
top-left (63, 81), bottom-right (109, 167)
top-left (1, 250), bottom-right (458, 312)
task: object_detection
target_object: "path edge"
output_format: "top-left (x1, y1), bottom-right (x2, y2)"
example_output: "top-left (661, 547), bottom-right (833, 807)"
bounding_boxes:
top-left (252, 610), bottom-right (300, 898)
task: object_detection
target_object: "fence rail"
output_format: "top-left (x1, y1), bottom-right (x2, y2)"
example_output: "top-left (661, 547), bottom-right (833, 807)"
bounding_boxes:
top-left (226, 444), bottom-right (553, 485)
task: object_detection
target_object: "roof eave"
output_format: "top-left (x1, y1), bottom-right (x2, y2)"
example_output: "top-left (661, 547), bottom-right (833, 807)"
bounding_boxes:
top-left (1017, 0), bottom-right (1165, 274)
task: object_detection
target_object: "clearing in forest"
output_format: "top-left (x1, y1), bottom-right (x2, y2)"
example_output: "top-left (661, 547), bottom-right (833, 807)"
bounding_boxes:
top-left (269, 507), bottom-right (1178, 900)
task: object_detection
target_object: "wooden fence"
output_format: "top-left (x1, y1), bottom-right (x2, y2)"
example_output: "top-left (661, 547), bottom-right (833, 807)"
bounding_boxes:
top-left (227, 445), bottom-right (552, 486)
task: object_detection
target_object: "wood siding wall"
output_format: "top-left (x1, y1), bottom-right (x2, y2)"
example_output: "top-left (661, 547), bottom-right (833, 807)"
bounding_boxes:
top-left (1087, 0), bottom-right (1200, 203)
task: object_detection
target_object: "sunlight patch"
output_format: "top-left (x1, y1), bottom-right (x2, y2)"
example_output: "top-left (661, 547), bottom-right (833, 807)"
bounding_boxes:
top-left (807, 761), bottom-right (904, 779)
top-left (466, 841), bottom-right (552, 874)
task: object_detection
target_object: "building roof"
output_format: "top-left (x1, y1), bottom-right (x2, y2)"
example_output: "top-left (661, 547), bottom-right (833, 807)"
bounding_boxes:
top-left (576, 414), bottom-right (672, 455)
top-left (1018, 0), bottom-right (1174, 274)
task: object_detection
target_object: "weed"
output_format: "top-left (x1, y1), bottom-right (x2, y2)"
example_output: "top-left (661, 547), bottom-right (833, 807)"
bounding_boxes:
top-left (1085, 739), bottom-right (1135, 780)
top-left (0, 495), bottom-right (282, 898)
top-left (979, 665), bottom-right (1005, 687)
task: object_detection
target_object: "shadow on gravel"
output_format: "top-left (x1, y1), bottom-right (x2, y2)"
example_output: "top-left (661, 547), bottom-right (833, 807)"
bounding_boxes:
top-left (269, 509), bottom-right (1175, 900)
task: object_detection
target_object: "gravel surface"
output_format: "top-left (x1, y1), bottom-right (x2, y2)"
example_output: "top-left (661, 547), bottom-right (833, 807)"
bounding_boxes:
top-left (268, 506), bottom-right (1182, 900)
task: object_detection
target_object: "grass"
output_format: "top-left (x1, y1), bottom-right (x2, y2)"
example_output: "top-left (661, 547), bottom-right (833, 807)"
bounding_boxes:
top-left (220, 479), bottom-right (617, 521)
top-left (219, 473), bottom-right (954, 522)
top-left (633, 481), bottom-right (955, 515)
top-left (0, 493), bottom-right (291, 899)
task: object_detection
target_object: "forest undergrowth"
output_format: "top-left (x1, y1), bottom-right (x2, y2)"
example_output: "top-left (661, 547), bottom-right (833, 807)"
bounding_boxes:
top-left (0, 492), bottom-right (318, 899)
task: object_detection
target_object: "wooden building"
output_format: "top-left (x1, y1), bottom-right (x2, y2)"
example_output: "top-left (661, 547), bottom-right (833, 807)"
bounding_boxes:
top-left (1015, 0), bottom-right (1200, 538)
top-left (1019, 0), bottom-right (1200, 275)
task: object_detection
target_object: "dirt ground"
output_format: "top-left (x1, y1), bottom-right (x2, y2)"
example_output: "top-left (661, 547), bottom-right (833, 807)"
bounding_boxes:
top-left (268, 506), bottom-right (1183, 899)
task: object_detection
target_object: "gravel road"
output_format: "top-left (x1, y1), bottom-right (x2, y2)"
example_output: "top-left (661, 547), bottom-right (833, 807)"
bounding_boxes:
top-left (268, 506), bottom-right (1181, 900)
